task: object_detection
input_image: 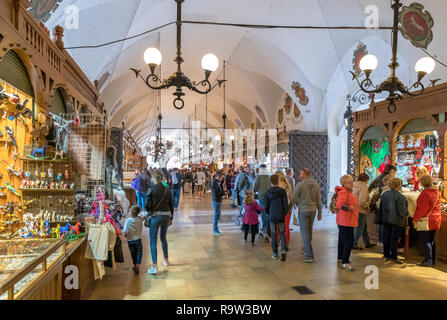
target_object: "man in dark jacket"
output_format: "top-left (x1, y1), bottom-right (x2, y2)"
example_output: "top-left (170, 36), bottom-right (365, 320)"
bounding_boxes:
top-left (264, 174), bottom-right (289, 262)
top-left (170, 168), bottom-right (182, 210)
top-left (212, 171), bottom-right (225, 236)
top-left (378, 177), bottom-right (408, 263)
top-left (369, 164), bottom-right (397, 193)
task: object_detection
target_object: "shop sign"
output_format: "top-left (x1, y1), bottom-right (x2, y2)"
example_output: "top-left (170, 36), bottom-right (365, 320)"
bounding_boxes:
top-left (399, 2), bottom-right (434, 49)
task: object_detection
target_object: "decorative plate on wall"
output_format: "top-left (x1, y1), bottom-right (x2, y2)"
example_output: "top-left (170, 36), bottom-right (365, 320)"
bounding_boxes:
top-left (399, 2), bottom-right (434, 49)
top-left (291, 81), bottom-right (309, 106)
top-left (284, 94), bottom-right (292, 114)
top-left (352, 42), bottom-right (368, 75)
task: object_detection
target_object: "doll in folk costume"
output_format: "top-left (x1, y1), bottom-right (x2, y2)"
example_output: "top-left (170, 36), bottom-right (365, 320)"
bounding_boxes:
top-left (397, 136), bottom-right (406, 149)
top-left (407, 135), bottom-right (415, 148)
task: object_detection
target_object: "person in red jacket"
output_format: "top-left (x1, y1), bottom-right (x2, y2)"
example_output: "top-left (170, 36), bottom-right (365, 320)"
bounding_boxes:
top-left (413, 175), bottom-right (442, 267)
top-left (335, 174), bottom-right (359, 271)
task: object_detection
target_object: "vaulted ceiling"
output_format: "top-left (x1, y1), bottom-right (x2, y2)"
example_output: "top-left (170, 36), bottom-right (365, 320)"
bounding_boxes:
top-left (43, 0), bottom-right (447, 153)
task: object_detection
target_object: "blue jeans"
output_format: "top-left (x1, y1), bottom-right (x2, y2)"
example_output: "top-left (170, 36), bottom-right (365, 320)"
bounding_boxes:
top-left (377, 224), bottom-right (385, 243)
top-left (149, 215), bottom-right (170, 264)
top-left (127, 239), bottom-right (143, 266)
top-left (382, 223), bottom-right (402, 259)
top-left (136, 191), bottom-right (146, 209)
top-left (354, 213), bottom-right (371, 246)
top-left (418, 230), bottom-right (436, 263)
top-left (299, 210), bottom-right (316, 259)
top-left (231, 189), bottom-right (237, 206)
top-left (172, 187), bottom-right (180, 209)
top-left (212, 201), bottom-right (222, 232)
top-left (270, 222), bottom-right (286, 255)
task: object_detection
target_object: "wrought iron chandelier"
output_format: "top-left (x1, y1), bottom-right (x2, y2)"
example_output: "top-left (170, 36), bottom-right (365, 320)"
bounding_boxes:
top-left (351, 0), bottom-right (438, 113)
top-left (147, 87), bottom-right (173, 162)
top-left (130, 0), bottom-right (226, 110)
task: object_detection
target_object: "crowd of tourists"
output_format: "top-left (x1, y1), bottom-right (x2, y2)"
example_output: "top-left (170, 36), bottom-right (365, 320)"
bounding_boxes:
top-left (333, 164), bottom-right (441, 271)
top-left (123, 163), bottom-right (441, 275)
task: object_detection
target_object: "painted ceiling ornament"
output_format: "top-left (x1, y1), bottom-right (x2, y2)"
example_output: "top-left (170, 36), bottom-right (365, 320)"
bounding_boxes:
top-left (291, 81), bottom-right (309, 106)
top-left (28, 0), bottom-right (64, 23)
top-left (277, 109), bottom-right (284, 125)
top-left (293, 103), bottom-right (301, 119)
top-left (352, 42), bottom-right (368, 75)
top-left (283, 94), bottom-right (292, 114)
top-left (255, 105), bottom-right (267, 123)
top-left (399, 2), bottom-right (434, 49)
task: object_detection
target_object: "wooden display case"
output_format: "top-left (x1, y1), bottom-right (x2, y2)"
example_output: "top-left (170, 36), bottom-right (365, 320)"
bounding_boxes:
top-left (0, 238), bottom-right (65, 300)
top-left (354, 83), bottom-right (447, 261)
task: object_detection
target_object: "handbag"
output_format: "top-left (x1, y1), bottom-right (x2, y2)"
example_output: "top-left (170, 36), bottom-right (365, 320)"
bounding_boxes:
top-left (144, 186), bottom-right (168, 228)
top-left (415, 192), bottom-right (439, 231)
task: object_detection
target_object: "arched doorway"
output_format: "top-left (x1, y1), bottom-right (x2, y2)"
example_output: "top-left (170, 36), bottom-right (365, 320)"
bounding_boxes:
top-left (0, 50), bottom-right (34, 98)
top-left (50, 87), bottom-right (67, 115)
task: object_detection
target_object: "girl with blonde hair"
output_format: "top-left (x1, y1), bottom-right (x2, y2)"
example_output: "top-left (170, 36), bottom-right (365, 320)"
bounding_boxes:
top-left (275, 170), bottom-right (292, 248)
top-left (242, 190), bottom-right (264, 246)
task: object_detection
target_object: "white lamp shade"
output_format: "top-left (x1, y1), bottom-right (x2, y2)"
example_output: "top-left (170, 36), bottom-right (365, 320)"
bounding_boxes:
top-left (201, 54), bottom-right (219, 72)
top-left (230, 135), bottom-right (235, 140)
top-left (209, 144), bottom-right (214, 149)
top-left (144, 47), bottom-right (162, 65)
top-left (200, 144), bottom-right (203, 148)
top-left (150, 136), bottom-right (156, 142)
top-left (359, 54), bottom-right (378, 71)
top-left (415, 57), bottom-right (435, 75)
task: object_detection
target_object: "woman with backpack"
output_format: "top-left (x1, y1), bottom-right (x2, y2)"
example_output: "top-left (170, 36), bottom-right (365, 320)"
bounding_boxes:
top-left (132, 168), bottom-right (150, 210)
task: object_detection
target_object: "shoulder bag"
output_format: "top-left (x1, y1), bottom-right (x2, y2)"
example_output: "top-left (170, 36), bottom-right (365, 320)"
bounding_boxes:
top-left (144, 186), bottom-right (168, 228)
top-left (415, 191), bottom-right (439, 231)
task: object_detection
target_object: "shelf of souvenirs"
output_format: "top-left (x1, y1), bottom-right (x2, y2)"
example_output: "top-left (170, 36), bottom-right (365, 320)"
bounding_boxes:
top-left (396, 163), bottom-right (440, 167)
top-left (19, 158), bottom-right (70, 163)
top-left (20, 188), bottom-right (75, 192)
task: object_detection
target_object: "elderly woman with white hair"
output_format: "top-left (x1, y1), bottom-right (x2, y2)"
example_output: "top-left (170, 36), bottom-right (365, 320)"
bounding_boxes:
top-left (334, 174), bottom-right (359, 271)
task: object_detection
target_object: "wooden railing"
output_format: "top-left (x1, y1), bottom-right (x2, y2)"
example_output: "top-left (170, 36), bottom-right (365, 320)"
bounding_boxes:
top-left (12, 1), bottom-right (99, 109)
top-left (355, 109), bottom-right (373, 123)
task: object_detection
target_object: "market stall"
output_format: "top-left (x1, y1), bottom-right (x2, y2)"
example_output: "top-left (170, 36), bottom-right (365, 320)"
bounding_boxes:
top-left (353, 82), bottom-right (447, 261)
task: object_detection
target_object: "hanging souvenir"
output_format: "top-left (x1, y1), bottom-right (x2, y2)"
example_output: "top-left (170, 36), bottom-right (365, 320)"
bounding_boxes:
top-left (407, 135), bottom-right (415, 148)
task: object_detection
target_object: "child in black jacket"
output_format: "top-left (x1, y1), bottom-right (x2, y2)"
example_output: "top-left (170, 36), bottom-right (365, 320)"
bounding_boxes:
top-left (264, 174), bottom-right (289, 262)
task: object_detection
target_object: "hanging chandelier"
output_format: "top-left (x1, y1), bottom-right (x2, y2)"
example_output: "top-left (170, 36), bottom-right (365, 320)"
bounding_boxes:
top-left (130, 0), bottom-right (226, 110)
top-left (351, 0), bottom-right (438, 113)
top-left (147, 114), bottom-right (173, 163)
top-left (146, 82), bottom-right (173, 162)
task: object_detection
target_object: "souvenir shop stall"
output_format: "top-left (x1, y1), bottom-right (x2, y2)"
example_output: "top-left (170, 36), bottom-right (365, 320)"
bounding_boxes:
top-left (353, 82), bottom-right (447, 261)
top-left (272, 131), bottom-right (290, 171)
top-left (122, 128), bottom-right (146, 207)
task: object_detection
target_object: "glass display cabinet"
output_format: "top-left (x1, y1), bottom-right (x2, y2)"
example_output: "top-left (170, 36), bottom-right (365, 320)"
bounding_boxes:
top-left (0, 238), bottom-right (65, 300)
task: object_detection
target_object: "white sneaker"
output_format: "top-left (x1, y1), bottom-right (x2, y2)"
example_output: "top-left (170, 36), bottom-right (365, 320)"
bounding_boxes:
top-left (162, 259), bottom-right (169, 267)
top-left (342, 263), bottom-right (353, 271)
top-left (147, 265), bottom-right (158, 275)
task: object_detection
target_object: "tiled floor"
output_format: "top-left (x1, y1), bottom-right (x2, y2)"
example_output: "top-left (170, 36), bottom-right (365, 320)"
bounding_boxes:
top-left (89, 193), bottom-right (447, 300)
